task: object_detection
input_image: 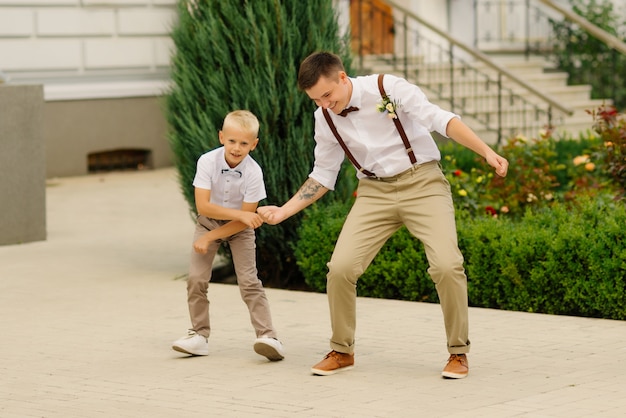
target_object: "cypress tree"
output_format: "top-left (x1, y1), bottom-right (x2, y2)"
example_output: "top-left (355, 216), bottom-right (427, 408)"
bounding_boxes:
top-left (166, 0), bottom-right (354, 287)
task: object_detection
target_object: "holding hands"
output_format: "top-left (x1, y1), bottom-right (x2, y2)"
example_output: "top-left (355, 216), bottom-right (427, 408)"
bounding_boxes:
top-left (257, 206), bottom-right (287, 225)
top-left (239, 211), bottom-right (265, 229)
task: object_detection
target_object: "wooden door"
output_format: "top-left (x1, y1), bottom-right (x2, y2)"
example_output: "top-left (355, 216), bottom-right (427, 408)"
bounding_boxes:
top-left (350, 0), bottom-right (395, 55)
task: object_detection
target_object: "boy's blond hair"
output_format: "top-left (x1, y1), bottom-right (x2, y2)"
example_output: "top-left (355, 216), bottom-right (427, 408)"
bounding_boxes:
top-left (222, 110), bottom-right (260, 137)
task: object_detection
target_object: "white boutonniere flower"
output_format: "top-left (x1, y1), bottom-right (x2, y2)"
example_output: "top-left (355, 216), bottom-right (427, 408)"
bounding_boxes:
top-left (376, 95), bottom-right (401, 119)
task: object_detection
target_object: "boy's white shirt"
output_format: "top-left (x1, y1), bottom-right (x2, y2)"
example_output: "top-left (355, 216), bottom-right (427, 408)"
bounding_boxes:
top-left (193, 147), bottom-right (266, 209)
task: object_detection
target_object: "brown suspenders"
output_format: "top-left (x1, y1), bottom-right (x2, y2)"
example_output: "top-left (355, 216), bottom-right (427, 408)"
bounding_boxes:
top-left (322, 74), bottom-right (417, 178)
top-left (378, 74), bottom-right (418, 165)
top-left (322, 108), bottom-right (375, 177)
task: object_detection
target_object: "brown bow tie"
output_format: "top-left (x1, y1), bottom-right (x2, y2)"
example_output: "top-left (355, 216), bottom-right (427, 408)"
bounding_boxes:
top-left (339, 106), bottom-right (359, 117)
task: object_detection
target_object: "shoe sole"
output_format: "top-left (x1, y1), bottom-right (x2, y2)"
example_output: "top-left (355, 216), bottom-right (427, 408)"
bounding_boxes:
top-left (310, 365), bottom-right (354, 376)
top-left (253, 342), bottom-right (284, 361)
top-left (441, 371), bottom-right (468, 379)
top-left (172, 345), bottom-right (209, 356)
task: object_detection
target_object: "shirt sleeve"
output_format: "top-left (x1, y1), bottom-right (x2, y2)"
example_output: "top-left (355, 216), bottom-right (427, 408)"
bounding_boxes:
top-left (388, 75), bottom-right (459, 137)
top-left (308, 109), bottom-right (345, 191)
top-left (192, 154), bottom-right (213, 190)
top-left (242, 163), bottom-right (267, 203)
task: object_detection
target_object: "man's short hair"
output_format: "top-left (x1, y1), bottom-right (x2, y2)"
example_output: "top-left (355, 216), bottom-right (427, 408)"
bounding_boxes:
top-left (297, 51), bottom-right (345, 91)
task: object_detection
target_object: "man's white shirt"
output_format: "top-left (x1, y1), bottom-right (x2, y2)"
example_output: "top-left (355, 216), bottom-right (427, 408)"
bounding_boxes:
top-left (309, 74), bottom-right (459, 190)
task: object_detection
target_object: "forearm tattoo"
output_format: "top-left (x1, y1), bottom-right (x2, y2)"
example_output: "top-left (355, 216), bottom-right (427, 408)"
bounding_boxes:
top-left (298, 178), bottom-right (323, 201)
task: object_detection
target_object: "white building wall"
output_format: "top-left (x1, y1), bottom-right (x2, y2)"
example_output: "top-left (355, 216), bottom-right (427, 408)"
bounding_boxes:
top-left (0, 0), bottom-right (176, 100)
top-left (1, 0), bottom-right (453, 100)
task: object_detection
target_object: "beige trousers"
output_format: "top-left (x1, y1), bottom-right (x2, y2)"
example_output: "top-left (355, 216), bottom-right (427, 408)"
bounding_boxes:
top-left (186, 216), bottom-right (276, 339)
top-left (326, 161), bottom-right (470, 355)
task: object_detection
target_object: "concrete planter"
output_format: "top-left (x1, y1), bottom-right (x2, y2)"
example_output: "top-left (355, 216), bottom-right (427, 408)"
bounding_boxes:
top-left (0, 84), bottom-right (46, 245)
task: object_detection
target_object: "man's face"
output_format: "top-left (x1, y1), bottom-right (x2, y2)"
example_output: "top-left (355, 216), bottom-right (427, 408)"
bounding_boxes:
top-left (218, 126), bottom-right (258, 168)
top-left (304, 71), bottom-right (352, 115)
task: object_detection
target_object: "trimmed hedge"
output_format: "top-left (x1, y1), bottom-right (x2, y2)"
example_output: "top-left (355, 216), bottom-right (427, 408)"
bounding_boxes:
top-left (294, 197), bottom-right (626, 319)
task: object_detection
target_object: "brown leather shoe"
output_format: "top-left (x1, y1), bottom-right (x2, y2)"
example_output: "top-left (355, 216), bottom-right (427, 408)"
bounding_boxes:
top-left (311, 350), bottom-right (354, 376)
top-left (442, 354), bottom-right (469, 379)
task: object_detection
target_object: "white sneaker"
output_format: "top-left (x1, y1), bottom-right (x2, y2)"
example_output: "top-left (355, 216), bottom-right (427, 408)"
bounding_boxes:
top-left (172, 330), bottom-right (209, 356)
top-left (253, 336), bottom-right (285, 361)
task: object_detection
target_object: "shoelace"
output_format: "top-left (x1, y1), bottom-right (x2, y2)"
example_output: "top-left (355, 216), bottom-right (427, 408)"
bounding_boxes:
top-left (449, 354), bottom-right (467, 365)
top-left (327, 350), bottom-right (350, 361)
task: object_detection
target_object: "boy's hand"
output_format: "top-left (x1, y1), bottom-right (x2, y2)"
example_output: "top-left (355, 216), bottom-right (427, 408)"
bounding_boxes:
top-left (193, 235), bottom-right (212, 254)
top-left (238, 211), bottom-right (264, 229)
top-left (257, 206), bottom-right (285, 225)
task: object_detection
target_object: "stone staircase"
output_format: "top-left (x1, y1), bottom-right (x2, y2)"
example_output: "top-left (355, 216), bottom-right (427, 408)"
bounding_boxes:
top-left (359, 55), bottom-right (608, 144)
top-left (484, 55), bottom-right (607, 137)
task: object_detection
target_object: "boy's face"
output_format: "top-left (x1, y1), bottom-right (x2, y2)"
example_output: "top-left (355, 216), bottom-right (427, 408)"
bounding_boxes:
top-left (305, 71), bottom-right (352, 115)
top-left (219, 125), bottom-right (259, 168)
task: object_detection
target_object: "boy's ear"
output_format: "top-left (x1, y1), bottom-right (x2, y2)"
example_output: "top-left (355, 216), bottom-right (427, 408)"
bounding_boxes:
top-left (218, 130), bottom-right (224, 144)
top-left (250, 137), bottom-right (259, 151)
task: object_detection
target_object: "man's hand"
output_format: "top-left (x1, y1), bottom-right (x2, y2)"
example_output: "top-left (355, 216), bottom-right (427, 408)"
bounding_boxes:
top-left (486, 151), bottom-right (509, 177)
top-left (257, 178), bottom-right (328, 225)
top-left (257, 206), bottom-right (286, 225)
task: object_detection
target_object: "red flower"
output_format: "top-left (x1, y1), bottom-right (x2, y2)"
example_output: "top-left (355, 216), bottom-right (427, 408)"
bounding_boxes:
top-left (485, 206), bottom-right (497, 216)
top-left (453, 169), bottom-right (462, 177)
top-left (599, 107), bottom-right (618, 119)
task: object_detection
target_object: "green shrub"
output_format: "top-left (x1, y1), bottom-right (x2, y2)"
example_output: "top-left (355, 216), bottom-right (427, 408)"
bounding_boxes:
top-left (463, 198), bottom-right (626, 319)
top-left (294, 106), bottom-right (626, 319)
top-left (294, 199), bottom-right (436, 301)
top-left (295, 196), bottom-right (626, 319)
top-left (291, 200), bottom-right (350, 292)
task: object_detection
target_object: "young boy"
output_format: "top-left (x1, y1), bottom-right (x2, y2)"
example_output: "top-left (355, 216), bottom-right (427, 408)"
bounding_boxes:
top-left (172, 110), bottom-right (284, 361)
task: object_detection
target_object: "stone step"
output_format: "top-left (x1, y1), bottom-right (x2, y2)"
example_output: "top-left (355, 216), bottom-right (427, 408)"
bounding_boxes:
top-left (362, 54), bottom-right (602, 140)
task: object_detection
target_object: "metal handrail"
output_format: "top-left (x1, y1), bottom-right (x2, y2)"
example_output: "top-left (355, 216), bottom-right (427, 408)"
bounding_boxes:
top-left (538, 0), bottom-right (626, 55)
top-left (353, 0), bottom-right (574, 145)
top-left (473, 0), bottom-right (626, 110)
top-left (385, 0), bottom-right (572, 116)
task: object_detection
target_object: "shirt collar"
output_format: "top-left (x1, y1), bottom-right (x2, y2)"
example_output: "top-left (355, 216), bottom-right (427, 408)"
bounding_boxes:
top-left (345, 77), bottom-right (362, 109)
top-left (218, 148), bottom-right (246, 175)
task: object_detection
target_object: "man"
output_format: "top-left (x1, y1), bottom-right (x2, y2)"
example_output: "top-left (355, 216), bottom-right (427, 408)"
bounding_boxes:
top-left (258, 52), bottom-right (508, 378)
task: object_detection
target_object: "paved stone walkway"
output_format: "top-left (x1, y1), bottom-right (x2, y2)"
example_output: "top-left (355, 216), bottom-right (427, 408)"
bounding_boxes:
top-left (1, 168), bottom-right (625, 417)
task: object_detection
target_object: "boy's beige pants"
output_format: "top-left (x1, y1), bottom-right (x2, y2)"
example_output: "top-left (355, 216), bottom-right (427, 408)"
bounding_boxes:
top-left (326, 161), bottom-right (470, 355)
top-left (186, 216), bottom-right (276, 339)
